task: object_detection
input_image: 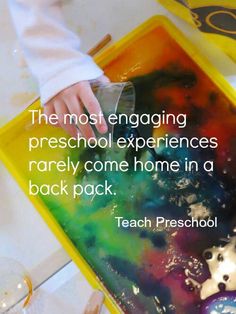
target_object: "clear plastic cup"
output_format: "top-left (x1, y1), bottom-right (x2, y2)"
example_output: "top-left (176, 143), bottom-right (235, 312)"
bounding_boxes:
top-left (0, 257), bottom-right (33, 313)
top-left (90, 81), bottom-right (135, 140)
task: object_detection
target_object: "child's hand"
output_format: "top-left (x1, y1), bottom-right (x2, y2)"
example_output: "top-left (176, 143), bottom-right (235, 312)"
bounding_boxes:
top-left (44, 75), bottom-right (109, 139)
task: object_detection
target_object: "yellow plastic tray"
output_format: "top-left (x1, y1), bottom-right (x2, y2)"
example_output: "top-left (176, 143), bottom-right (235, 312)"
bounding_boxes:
top-left (0, 16), bottom-right (235, 314)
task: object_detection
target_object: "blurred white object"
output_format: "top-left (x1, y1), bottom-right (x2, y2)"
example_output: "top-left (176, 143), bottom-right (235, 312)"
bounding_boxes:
top-left (227, 76), bottom-right (236, 89)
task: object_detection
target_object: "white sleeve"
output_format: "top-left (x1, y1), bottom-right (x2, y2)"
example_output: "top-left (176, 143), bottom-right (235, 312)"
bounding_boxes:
top-left (8, 0), bottom-right (104, 104)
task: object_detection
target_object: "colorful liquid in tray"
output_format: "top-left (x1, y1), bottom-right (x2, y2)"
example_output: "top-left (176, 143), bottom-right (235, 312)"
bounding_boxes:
top-left (3, 25), bottom-right (236, 313)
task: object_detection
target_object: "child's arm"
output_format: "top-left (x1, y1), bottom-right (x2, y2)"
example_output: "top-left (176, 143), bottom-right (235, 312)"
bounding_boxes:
top-left (8, 0), bottom-right (108, 138)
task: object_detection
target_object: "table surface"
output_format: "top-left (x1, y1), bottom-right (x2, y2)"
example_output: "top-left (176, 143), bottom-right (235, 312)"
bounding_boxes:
top-left (0, 0), bottom-right (235, 313)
